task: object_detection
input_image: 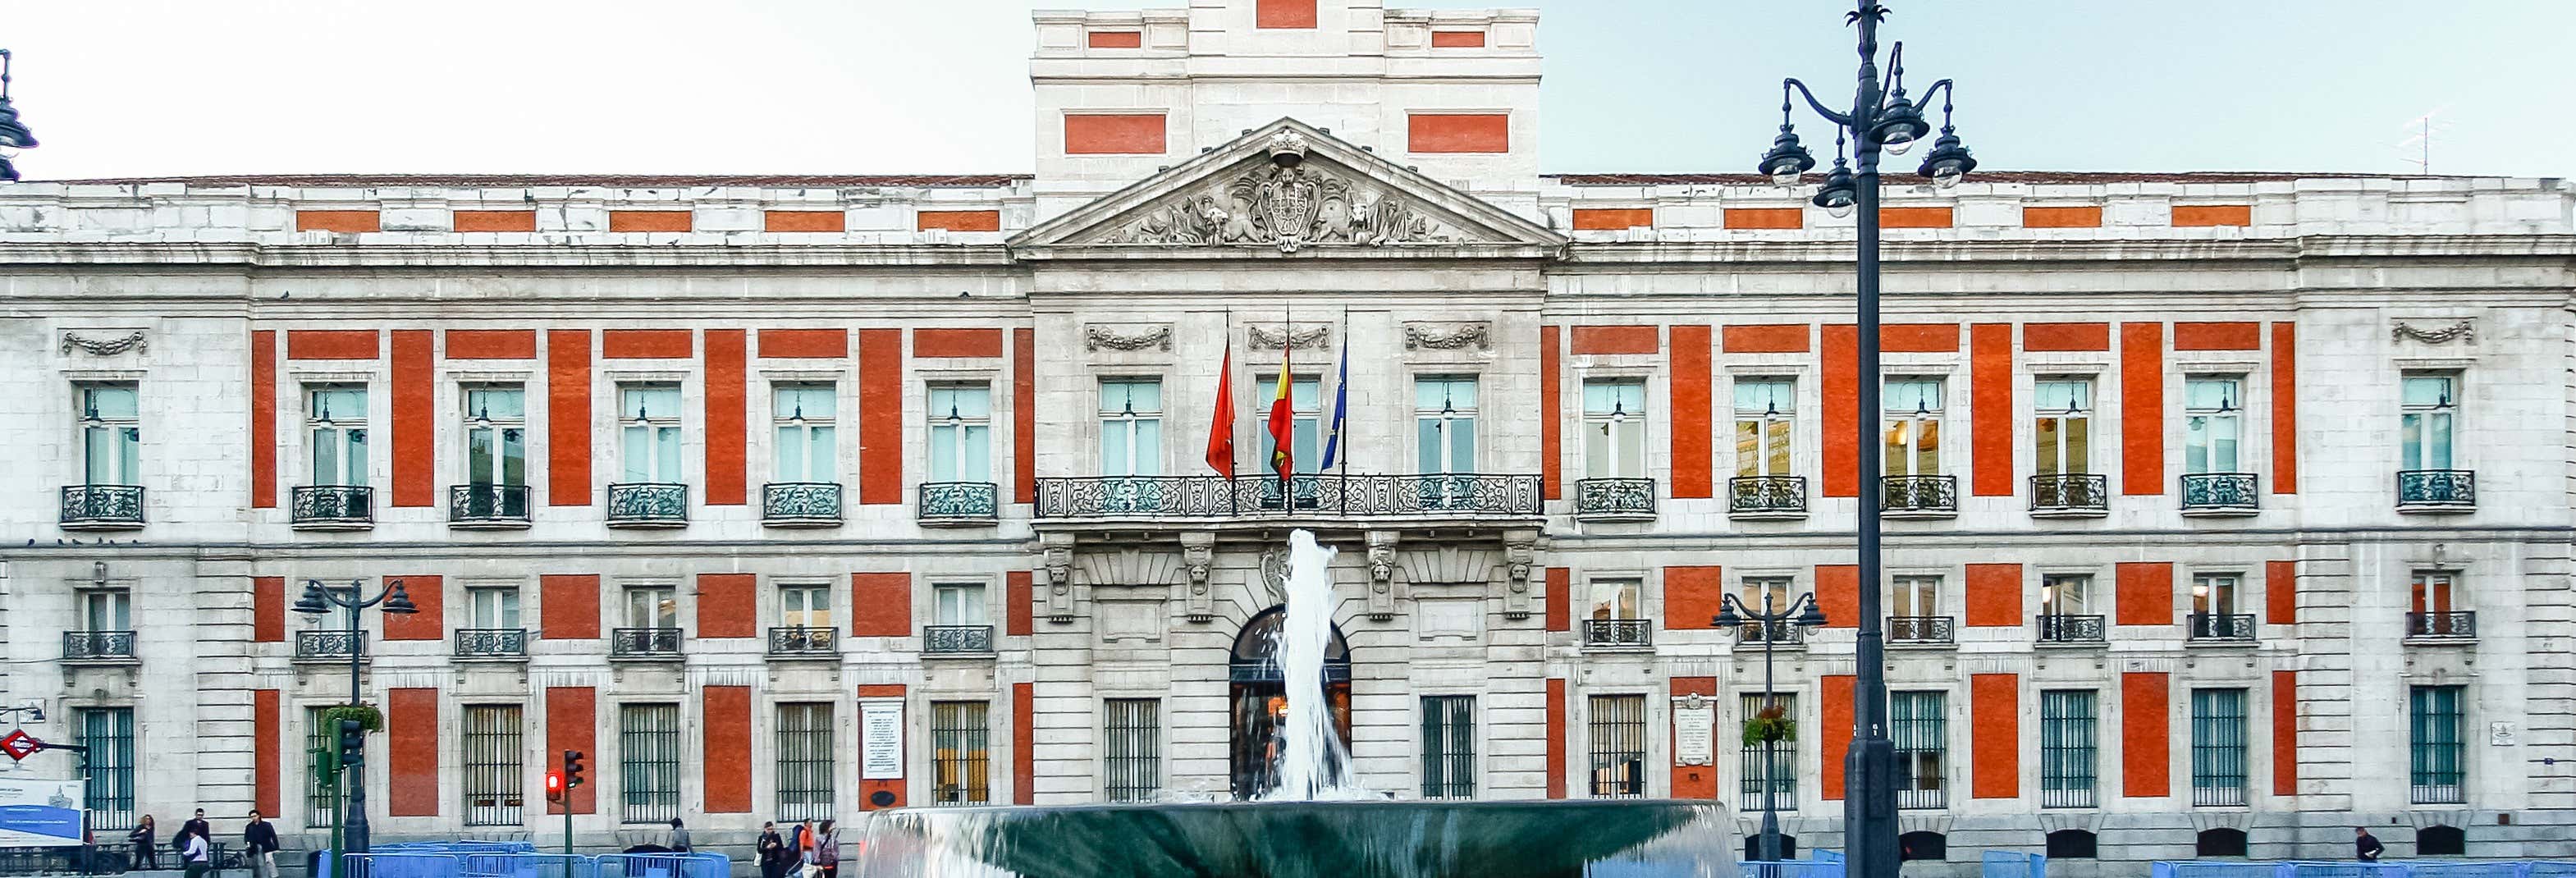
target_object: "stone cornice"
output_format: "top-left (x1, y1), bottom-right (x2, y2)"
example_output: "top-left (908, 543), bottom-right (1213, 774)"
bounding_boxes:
top-left (0, 242), bottom-right (1021, 268)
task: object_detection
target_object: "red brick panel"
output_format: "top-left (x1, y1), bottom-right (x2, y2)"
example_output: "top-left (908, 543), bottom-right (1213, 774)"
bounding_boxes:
top-left (1670, 325), bottom-right (1713, 499)
top-left (1723, 208), bottom-right (1804, 230)
top-left (1407, 113), bottom-right (1509, 153)
top-left (2023, 322), bottom-right (2110, 352)
top-left (1661, 565), bottom-right (1723, 630)
top-left (1544, 568), bottom-right (1570, 633)
top-left (446, 329), bottom-right (537, 359)
top-left (1540, 326), bottom-right (1561, 500)
top-left (391, 330), bottom-right (435, 507)
top-left (2116, 562), bottom-right (2173, 626)
top-left (254, 688), bottom-right (281, 816)
top-left (383, 575), bottom-right (442, 641)
top-left (1013, 684), bottom-right (1036, 805)
top-left (253, 576), bottom-right (285, 642)
top-left (2267, 560), bottom-right (2296, 626)
top-left (1087, 30), bottom-right (1142, 48)
top-left (602, 329), bottom-right (693, 359)
top-left (2173, 204), bottom-right (2253, 227)
top-left (764, 211), bottom-right (844, 233)
top-left (1568, 325), bottom-right (1658, 355)
top-left (2120, 323), bottom-right (2164, 495)
top-left (2175, 322), bottom-right (2263, 351)
top-left (1723, 323), bottom-right (1809, 354)
top-left (914, 327), bottom-right (1005, 359)
top-left (1821, 325), bottom-right (1857, 496)
top-left (286, 329), bottom-right (379, 361)
top-left (1064, 114), bottom-right (1167, 154)
top-left (387, 688), bottom-right (440, 816)
top-left (539, 574), bottom-right (601, 640)
top-left (2272, 670), bottom-right (2299, 796)
top-left (251, 331), bottom-right (277, 508)
top-left (917, 210), bottom-right (1002, 232)
top-left (608, 211), bottom-right (692, 232)
top-left (1669, 677), bottom-right (1718, 800)
top-left (1815, 565), bottom-right (1857, 629)
top-left (1430, 30), bottom-right (1485, 47)
top-left (297, 210), bottom-right (380, 233)
top-left (1821, 674), bottom-right (1855, 799)
top-left (2021, 206), bottom-right (2103, 228)
top-left (1571, 208), bottom-right (1652, 231)
top-left (757, 329), bottom-right (849, 359)
top-left (1970, 323), bottom-right (2012, 496)
top-left (851, 572), bottom-right (913, 637)
top-left (1970, 674), bottom-right (2020, 798)
top-left (546, 331), bottom-right (593, 505)
top-left (696, 573), bottom-right (756, 638)
top-left (2121, 673), bottom-right (2170, 798)
top-left (2272, 322), bottom-right (2298, 494)
top-left (702, 686), bottom-right (753, 812)
top-left (1883, 322), bottom-right (1960, 353)
top-left (1013, 328), bottom-right (1037, 504)
top-left (1544, 678), bottom-right (1567, 799)
top-left (1964, 564), bottom-right (2022, 627)
top-left (546, 687), bottom-right (597, 814)
top-left (1007, 571), bottom-right (1034, 637)
top-left (705, 330), bottom-right (748, 505)
top-left (452, 210), bottom-right (537, 232)
top-left (858, 329), bottom-right (904, 504)
top-left (1256, 0), bottom-right (1316, 28)
top-left (1880, 207), bottom-right (1953, 228)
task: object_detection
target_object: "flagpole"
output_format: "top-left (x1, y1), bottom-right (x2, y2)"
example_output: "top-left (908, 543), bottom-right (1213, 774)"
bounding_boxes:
top-left (1282, 299), bottom-right (1294, 505)
top-left (1336, 305), bottom-right (1350, 514)
top-left (1228, 309), bottom-right (1239, 516)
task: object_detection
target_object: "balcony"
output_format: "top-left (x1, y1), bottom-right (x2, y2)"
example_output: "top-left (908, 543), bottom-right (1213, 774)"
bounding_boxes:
top-left (767, 626), bottom-right (839, 657)
top-left (1733, 620), bottom-right (1807, 648)
top-left (2180, 473), bottom-right (2258, 516)
top-left (610, 627), bottom-right (683, 659)
top-left (917, 481), bottom-right (999, 527)
top-left (449, 483), bottom-right (531, 529)
top-left (2405, 610), bottom-right (2477, 642)
top-left (762, 482), bottom-right (843, 528)
top-left (1879, 475), bottom-right (1957, 519)
top-left (2034, 615), bottom-right (2107, 645)
top-left (1032, 473), bottom-right (1542, 524)
top-left (59, 485), bottom-right (144, 530)
top-left (294, 629), bottom-right (365, 663)
top-left (1581, 619), bottom-right (1654, 651)
top-left (2186, 612), bottom-right (2258, 642)
top-left (452, 628), bottom-right (528, 660)
top-left (62, 631), bottom-right (136, 663)
top-left (2029, 473), bottom-right (2109, 518)
top-left (606, 482), bottom-right (689, 528)
top-left (1728, 476), bottom-right (1808, 520)
top-left (922, 624), bottom-right (995, 656)
top-left (1573, 478), bottom-right (1656, 522)
top-left (2396, 469), bottom-right (2476, 514)
top-left (291, 485), bottom-right (374, 531)
top-left (1887, 615), bottom-right (1956, 646)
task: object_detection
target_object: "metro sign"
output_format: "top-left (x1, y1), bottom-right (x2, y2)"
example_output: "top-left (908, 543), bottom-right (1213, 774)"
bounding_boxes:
top-left (0, 729), bottom-right (43, 762)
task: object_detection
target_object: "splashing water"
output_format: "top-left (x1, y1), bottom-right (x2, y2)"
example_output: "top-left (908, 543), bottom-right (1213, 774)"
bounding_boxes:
top-left (1266, 529), bottom-right (1363, 801)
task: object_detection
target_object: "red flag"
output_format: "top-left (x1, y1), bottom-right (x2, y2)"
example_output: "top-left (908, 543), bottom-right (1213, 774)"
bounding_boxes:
top-left (1266, 346), bottom-right (1295, 478)
top-left (1206, 350), bottom-right (1236, 477)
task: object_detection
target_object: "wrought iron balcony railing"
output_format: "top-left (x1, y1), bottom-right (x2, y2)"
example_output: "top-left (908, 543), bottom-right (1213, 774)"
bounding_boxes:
top-left (606, 482), bottom-right (689, 527)
top-left (1887, 615), bottom-right (1956, 645)
top-left (291, 485), bottom-right (374, 529)
top-left (59, 484), bottom-right (144, 529)
top-left (1581, 618), bottom-right (1654, 649)
top-left (917, 482), bottom-right (999, 524)
top-left (768, 626), bottom-right (839, 656)
top-left (2034, 615), bottom-right (2107, 644)
top-left (1728, 476), bottom-right (1809, 519)
top-left (62, 631), bottom-right (136, 661)
top-left (923, 624), bottom-right (995, 655)
top-left (2180, 473), bottom-right (2259, 514)
top-left (453, 628), bottom-right (528, 659)
top-left (2029, 473), bottom-right (2109, 515)
top-left (1032, 473), bottom-right (1543, 519)
top-left (295, 629), bottom-right (365, 661)
top-left (610, 627), bottom-right (683, 658)
top-left (2396, 469), bottom-right (2475, 512)
top-left (1879, 475), bottom-right (1957, 516)
top-left (2187, 612), bottom-right (2258, 642)
top-left (1573, 478), bottom-right (1656, 520)
top-left (1734, 620), bottom-right (1807, 647)
top-left (762, 482), bottom-right (843, 527)
top-left (2406, 610), bottom-right (2477, 640)
top-left (449, 483), bottom-right (531, 527)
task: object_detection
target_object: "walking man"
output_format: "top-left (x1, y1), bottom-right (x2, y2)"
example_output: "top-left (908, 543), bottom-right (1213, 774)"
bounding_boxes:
top-left (243, 811), bottom-right (279, 878)
top-left (179, 826), bottom-right (210, 878)
top-left (2355, 827), bottom-right (2385, 862)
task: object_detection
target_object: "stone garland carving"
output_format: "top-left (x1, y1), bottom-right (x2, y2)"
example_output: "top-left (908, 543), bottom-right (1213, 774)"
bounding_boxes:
top-left (1248, 323), bottom-right (1331, 351)
top-left (2391, 321), bottom-right (2475, 345)
top-left (1091, 132), bottom-right (1463, 253)
top-left (1086, 325), bottom-right (1173, 352)
top-left (1501, 533), bottom-right (1536, 620)
top-left (1403, 322), bottom-right (1489, 351)
top-left (61, 332), bottom-right (148, 356)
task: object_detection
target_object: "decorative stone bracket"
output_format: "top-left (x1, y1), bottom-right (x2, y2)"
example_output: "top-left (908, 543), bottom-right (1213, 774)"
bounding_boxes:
top-left (1041, 533), bottom-right (1077, 624)
top-left (1502, 530), bottom-right (1537, 620)
top-left (1180, 532), bottom-right (1215, 623)
top-left (1365, 531), bottom-right (1399, 621)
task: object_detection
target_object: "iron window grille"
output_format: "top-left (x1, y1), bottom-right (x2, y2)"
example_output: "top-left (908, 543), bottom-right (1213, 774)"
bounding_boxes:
top-left (931, 701), bottom-right (992, 806)
top-left (305, 707), bottom-right (341, 829)
top-left (77, 708), bottom-right (135, 831)
top-left (1105, 699), bottom-right (1163, 803)
top-left (1738, 693), bottom-right (1796, 807)
top-left (462, 706), bottom-right (524, 826)
top-left (2038, 690), bottom-right (2098, 809)
top-left (1586, 694), bottom-right (1647, 798)
top-left (2189, 688), bottom-right (2249, 807)
top-left (776, 703), bottom-right (835, 821)
top-left (2409, 685), bottom-right (2465, 804)
top-left (1420, 696), bottom-right (1476, 800)
top-left (619, 703), bottom-right (682, 824)
top-left (1890, 692), bottom-right (1947, 810)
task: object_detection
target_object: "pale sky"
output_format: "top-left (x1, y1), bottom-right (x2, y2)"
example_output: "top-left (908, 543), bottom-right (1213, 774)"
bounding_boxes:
top-left (4, 0), bottom-right (2568, 181)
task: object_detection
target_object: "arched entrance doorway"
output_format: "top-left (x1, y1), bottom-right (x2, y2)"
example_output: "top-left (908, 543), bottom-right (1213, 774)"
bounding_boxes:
top-left (1228, 605), bottom-right (1353, 799)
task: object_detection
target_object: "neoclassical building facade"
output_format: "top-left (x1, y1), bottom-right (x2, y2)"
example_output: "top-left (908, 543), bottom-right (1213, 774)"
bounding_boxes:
top-left (1, 0), bottom-right (2571, 870)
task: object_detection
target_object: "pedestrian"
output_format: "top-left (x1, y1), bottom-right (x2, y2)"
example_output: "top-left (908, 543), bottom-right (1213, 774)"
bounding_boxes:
top-left (243, 810), bottom-right (279, 878)
top-left (2355, 827), bottom-right (2385, 862)
top-left (815, 820), bottom-right (841, 878)
top-left (795, 822), bottom-right (819, 878)
top-left (181, 809), bottom-right (209, 848)
top-left (129, 816), bottom-right (158, 871)
top-left (756, 822), bottom-right (786, 878)
top-left (179, 825), bottom-right (211, 878)
top-left (666, 817), bottom-right (691, 853)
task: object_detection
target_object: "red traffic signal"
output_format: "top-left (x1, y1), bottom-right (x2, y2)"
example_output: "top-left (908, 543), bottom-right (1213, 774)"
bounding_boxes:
top-left (544, 770), bottom-right (565, 802)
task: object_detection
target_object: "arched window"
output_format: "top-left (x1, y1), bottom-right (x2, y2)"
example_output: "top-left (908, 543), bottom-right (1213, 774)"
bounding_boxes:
top-left (2417, 825), bottom-right (2466, 857)
top-left (2045, 830), bottom-right (2098, 859)
top-left (2195, 827), bottom-right (2249, 858)
top-left (1741, 835), bottom-right (1800, 862)
top-left (1898, 831), bottom-right (1947, 862)
top-left (1227, 606), bottom-right (1354, 800)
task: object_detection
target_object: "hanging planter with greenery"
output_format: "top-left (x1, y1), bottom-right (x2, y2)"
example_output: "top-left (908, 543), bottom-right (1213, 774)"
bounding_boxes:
top-left (1741, 703), bottom-right (1796, 747)
top-left (319, 703), bottom-right (382, 733)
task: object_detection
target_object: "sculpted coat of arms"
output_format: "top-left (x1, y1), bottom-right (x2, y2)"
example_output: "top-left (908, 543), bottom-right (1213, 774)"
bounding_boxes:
top-left (1093, 131), bottom-right (1464, 252)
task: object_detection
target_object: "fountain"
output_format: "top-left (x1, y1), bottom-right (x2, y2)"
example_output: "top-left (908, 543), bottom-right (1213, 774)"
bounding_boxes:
top-left (852, 529), bottom-right (1738, 878)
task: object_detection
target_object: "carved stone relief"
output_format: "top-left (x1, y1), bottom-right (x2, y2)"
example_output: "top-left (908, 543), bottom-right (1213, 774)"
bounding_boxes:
top-left (1179, 532), bottom-right (1215, 623)
top-left (1087, 133), bottom-right (1474, 252)
top-left (1502, 531), bottom-right (1538, 620)
top-left (60, 331), bottom-right (148, 356)
top-left (1041, 533), bottom-right (1077, 624)
top-left (1086, 324), bottom-right (1173, 352)
top-left (1403, 322), bottom-right (1490, 351)
top-left (1248, 322), bottom-right (1332, 351)
top-left (1365, 531), bottom-right (1399, 621)
top-left (2391, 320), bottom-right (2475, 345)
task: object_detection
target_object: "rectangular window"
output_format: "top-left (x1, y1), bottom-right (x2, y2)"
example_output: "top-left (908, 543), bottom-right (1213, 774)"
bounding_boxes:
top-left (307, 386), bottom-right (369, 486)
top-left (931, 701), bottom-right (991, 805)
top-left (1415, 377), bottom-right (1480, 474)
top-left (1099, 379), bottom-right (1163, 477)
top-left (1733, 379), bottom-right (1795, 478)
top-left (1892, 575), bottom-right (1942, 618)
top-left (2410, 569), bottom-right (2457, 615)
top-left (1587, 578), bottom-right (1641, 622)
top-left (772, 384), bottom-right (838, 483)
top-left (2409, 685), bottom-right (2465, 804)
top-left (934, 583), bottom-right (988, 627)
top-left (927, 384), bottom-right (992, 483)
top-left (1891, 691), bottom-right (1947, 809)
top-left (1586, 693), bottom-right (1647, 798)
top-left (2038, 690), bottom-right (2098, 808)
top-left (1883, 379), bottom-right (1943, 476)
top-left (79, 589), bottom-right (131, 633)
top-left (462, 705), bottom-right (524, 826)
top-left (2041, 574), bottom-right (2092, 616)
top-left (776, 702), bottom-right (835, 821)
top-left (2401, 374), bottom-right (2457, 470)
top-left (1739, 693), bottom-right (1796, 807)
top-left (618, 384), bottom-right (684, 482)
top-left (1421, 695), bottom-right (1476, 799)
top-left (2184, 377), bottom-right (2244, 474)
top-left (77, 707), bottom-right (135, 830)
top-left (624, 586), bottom-right (678, 629)
top-left (2192, 574), bottom-right (2240, 615)
top-left (463, 385), bottom-right (526, 487)
top-left (780, 583), bottom-right (832, 629)
top-left (1258, 377), bottom-right (1323, 474)
top-left (467, 585), bottom-right (521, 629)
top-left (1583, 379), bottom-right (1647, 478)
top-left (618, 703), bottom-right (683, 823)
top-left (2033, 379), bottom-right (2093, 475)
top-left (305, 707), bottom-right (341, 829)
top-left (1105, 698), bottom-right (1163, 803)
top-left (78, 384), bottom-right (142, 486)
top-left (2189, 688), bottom-right (2249, 806)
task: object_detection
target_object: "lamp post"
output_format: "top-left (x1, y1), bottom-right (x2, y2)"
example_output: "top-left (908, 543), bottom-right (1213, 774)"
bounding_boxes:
top-left (291, 578), bottom-right (419, 856)
top-left (0, 48), bottom-right (38, 181)
top-left (1715, 591), bottom-right (1828, 865)
top-left (1751, 4), bottom-right (1976, 877)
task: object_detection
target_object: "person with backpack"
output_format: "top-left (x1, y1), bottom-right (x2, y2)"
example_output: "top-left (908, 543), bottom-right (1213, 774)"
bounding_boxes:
top-left (814, 821), bottom-right (840, 878)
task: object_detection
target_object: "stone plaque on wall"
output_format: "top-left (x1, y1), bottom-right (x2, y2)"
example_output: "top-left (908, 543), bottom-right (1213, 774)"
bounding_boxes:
top-left (1672, 701), bottom-right (1715, 766)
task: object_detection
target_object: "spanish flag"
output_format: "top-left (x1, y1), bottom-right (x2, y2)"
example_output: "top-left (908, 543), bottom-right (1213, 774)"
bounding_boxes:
top-left (1266, 344), bottom-right (1295, 479)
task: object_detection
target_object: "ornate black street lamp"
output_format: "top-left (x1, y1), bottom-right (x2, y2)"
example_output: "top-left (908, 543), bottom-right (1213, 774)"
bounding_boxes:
top-left (0, 49), bottom-right (38, 181)
top-left (1716, 591), bottom-right (1828, 864)
top-left (1752, 4), bottom-right (1975, 877)
top-left (291, 578), bottom-right (419, 855)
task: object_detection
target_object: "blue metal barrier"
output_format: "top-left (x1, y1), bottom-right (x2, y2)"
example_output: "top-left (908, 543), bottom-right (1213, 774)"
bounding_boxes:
top-left (2526, 864), bottom-right (2576, 878)
top-left (1983, 851), bottom-right (2046, 878)
top-left (1739, 861), bottom-right (1847, 878)
top-left (596, 853), bottom-right (730, 878)
top-left (2153, 862), bottom-right (2291, 878)
top-left (2404, 863), bottom-right (2532, 878)
top-left (1813, 851), bottom-right (1845, 866)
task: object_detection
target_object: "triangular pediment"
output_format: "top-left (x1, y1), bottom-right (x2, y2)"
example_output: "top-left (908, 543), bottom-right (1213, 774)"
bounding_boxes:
top-left (1010, 118), bottom-right (1567, 258)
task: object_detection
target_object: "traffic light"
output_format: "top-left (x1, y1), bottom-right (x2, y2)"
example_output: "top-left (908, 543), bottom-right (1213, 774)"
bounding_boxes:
top-left (562, 750), bottom-right (586, 789)
top-left (337, 718), bottom-right (366, 769)
top-left (543, 770), bottom-right (565, 803)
